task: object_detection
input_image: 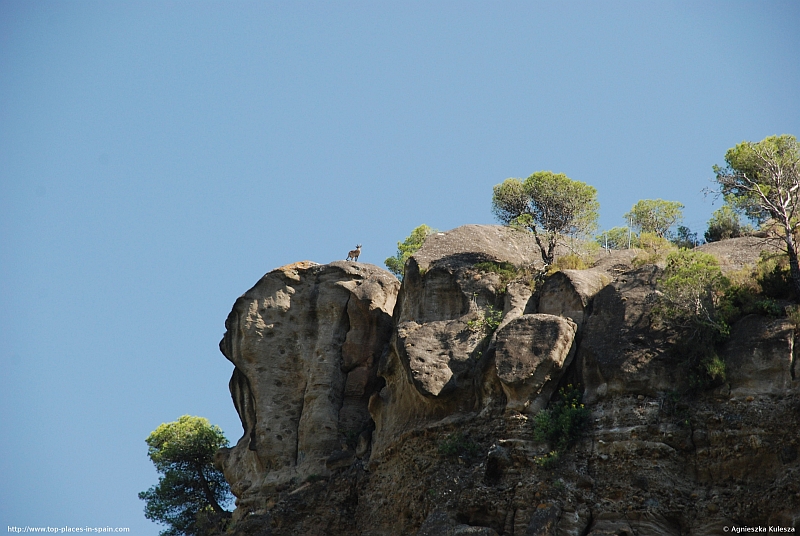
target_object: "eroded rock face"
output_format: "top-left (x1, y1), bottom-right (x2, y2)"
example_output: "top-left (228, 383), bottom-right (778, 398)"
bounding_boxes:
top-left (723, 315), bottom-right (798, 396)
top-left (494, 314), bottom-right (577, 414)
top-left (215, 261), bottom-right (398, 515)
top-left (395, 319), bottom-right (481, 397)
top-left (533, 269), bottom-right (609, 328)
top-left (578, 265), bottom-right (680, 402)
top-left (369, 225), bottom-right (546, 459)
top-left (217, 230), bottom-right (800, 535)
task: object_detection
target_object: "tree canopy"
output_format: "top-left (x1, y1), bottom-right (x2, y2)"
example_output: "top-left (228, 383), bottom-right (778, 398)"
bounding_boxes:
top-left (492, 171), bottom-right (599, 266)
top-left (596, 226), bottom-right (636, 250)
top-left (705, 198), bottom-right (749, 243)
top-left (624, 199), bottom-right (684, 238)
top-left (384, 224), bottom-right (436, 278)
top-left (671, 225), bottom-right (699, 249)
top-left (139, 415), bottom-right (232, 536)
top-left (714, 134), bottom-right (800, 295)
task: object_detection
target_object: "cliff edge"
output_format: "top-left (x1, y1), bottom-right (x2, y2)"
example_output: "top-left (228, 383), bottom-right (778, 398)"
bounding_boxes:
top-left (216, 226), bottom-right (800, 535)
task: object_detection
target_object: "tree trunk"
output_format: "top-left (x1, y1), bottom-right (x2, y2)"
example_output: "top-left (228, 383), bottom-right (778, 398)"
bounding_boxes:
top-left (195, 463), bottom-right (228, 516)
top-left (530, 227), bottom-right (553, 266)
top-left (545, 235), bottom-right (557, 267)
top-left (777, 215), bottom-right (800, 298)
top-left (785, 236), bottom-right (800, 299)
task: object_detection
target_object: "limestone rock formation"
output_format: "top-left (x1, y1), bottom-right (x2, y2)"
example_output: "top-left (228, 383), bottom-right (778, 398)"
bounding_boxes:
top-left (723, 315), bottom-right (798, 396)
top-left (215, 260), bottom-right (398, 516)
top-left (369, 225), bottom-right (546, 460)
top-left (533, 269), bottom-right (608, 328)
top-left (494, 314), bottom-right (577, 414)
top-left (578, 265), bottom-right (681, 402)
top-left (215, 226), bottom-right (800, 535)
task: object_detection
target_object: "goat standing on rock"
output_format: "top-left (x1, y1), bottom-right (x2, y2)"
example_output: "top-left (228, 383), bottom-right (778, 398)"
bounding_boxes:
top-left (346, 244), bottom-right (362, 262)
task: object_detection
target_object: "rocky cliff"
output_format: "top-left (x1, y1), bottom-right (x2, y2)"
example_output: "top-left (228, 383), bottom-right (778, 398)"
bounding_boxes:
top-left (216, 227), bottom-right (800, 535)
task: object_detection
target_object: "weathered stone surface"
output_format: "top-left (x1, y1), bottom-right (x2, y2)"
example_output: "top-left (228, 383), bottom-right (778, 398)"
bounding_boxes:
top-left (416, 510), bottom-right (455, 536)
top-left (215, 232), bottom-right (800, 536)
top-left (500, 279), bottom-right (534, 331)
top-left (411, 224), bottom-right (544, 272)
top-left (586, 512), bottom-right (680, 536)
top-left (697, 236), bottom-right (781, 274)
top-left (396, 319), bottom-right (483, 397)
top-left (533, 269), bottom-right (609, 327)
top-left (325, 449), bottom-right (356, 470)
top-left (215, 260), bottom-right (398, 515)
top-left (494, 314), bottom-right (577, 414)
top-left (577, 265), bottom-right (680, 402)
top-left (417, 510), bottom-right (500, 536)
top-left (723, 315), bottom-right (797, 396)
top-left (519, 504), bottom-right (559, 535)
top-left (369, 317), bottom-right (489, 460)
top-left (370, 225), bottom-right (546, 459)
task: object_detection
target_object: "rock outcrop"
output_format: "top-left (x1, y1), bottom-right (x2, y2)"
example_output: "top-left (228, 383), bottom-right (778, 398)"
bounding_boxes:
top-left (215, 261), bottom-right (398, 517)
top-left (533, 269), bottom-right (608, 328)
top-left (723, 315), bottom-right (797, 396)
top-left (369, 226), bottom-right (546, 460)
top-left (215, 226), bottom-right (800, 535)
top-left (494, 314), bottom-right (577, 414)
top-left (578, 265), bottom-right (682, 403)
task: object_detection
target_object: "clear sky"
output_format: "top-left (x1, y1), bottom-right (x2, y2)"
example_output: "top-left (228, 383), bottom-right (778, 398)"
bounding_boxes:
top-left (1, 1), bottom-right (798, 532)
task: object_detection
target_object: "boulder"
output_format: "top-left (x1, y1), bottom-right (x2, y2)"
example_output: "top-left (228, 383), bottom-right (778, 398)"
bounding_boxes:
top-left (395, 225), bottom-right (542, 326)
top-left (410, 224), bottom-right (544, 273)
top-left (494, 314), bottom-right (578, 413)
top-left (396, 319), bottom-right (483, 397)
top-left (697, 236), bottom-right (781, 274)
top-left (533, 269), bottom-right (609, 327)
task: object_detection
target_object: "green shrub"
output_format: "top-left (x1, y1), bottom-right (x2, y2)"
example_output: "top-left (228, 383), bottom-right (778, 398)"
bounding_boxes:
top-left (474, 261), bottom-right (520, 292)
top-left (385, 224), bottom-right (437, 278)
top-left (474, 261), bottom-right (543, 293)
top-left (532, 385), bottom-right (590, 467)
top-left (652, 250), bottom-right (730, 391)
top-left (474, 261), bottom-right (518, 278)
top-left (632, 232), bottom-right (676, 267)
top-left (703, 354), bottom-right (726, 381)
top-left (466, 305), bottom-right (503, 335)
top-left (550, 253), bottom-right (588, 272)
top-left (438, 432), bottom-right (481, 460)
top-left (755, 251), bottom-right (795, 299)
top-left (717, 252), bottom-right (794, 326)
top-left (655, 250), bottom-right (727, 325)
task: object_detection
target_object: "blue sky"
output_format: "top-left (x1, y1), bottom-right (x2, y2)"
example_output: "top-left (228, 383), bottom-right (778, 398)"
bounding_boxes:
top-left (1, 1), bottom-right (798, 532)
